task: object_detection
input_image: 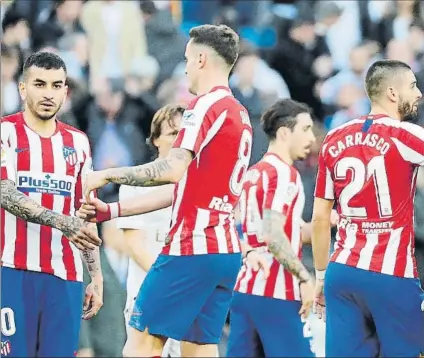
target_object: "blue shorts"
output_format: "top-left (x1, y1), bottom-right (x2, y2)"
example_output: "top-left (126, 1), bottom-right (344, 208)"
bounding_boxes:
top-left (1, 267), bottom-right (83, 357)
top-left (129, 253), bottom-right (242, 344)
top-left (325, 262), bottom-right (424, 357)
top-left (227, 292), bottom-right (314, 357)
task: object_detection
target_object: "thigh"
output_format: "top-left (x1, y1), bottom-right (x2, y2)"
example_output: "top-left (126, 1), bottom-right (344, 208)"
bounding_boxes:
top-left (369, 275), bottom-right (424, 357)
top-left (325, 263), bottom-right (380, 358)
top-left (184, 253), bottom-right (242, 344)
top-left (129, 254), bottom-right (219, 341)
top-left (1, 267), bottom-right (38, 357)
top-left (250, 297), bottom-right (314, 357)
top-left (226, 292), bottom-right (263, 358)
top-left (37, 275), bottom-right (83, 357)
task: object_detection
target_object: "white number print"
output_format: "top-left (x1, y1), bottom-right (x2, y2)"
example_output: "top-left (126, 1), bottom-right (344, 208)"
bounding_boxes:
top-left (239, 185), bottom-right (263, 239)
top-left (335, 156), bottom-right (392, 218)
top-left (230, 129), bottom-right (252, 196)
top-left (1, 308), bottom-right (16, 336)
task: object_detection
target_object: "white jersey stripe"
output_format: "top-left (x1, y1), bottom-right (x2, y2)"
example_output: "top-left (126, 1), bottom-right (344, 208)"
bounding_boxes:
top-left (251, 267), bottom-right (266, 296)
top-left (50, 133), bottom-right (67, 277)
top-left (273, 265), bottom-right (286, 300)
top-left (334, 227), bottom-right (358, 264)
top-left (215, 213), bottom-right (229, 254)
top-left (229, 214), bottom-right (240, 252)
top-left (25, 127), bottom-right (43, 271)
top-left (356, 233), bottom-right (379, 270)
top-left (192, 208), bottom-right (209, 254)
top-left (381, 227), bottom-right (403, 275)
top-left (405, 238), bottom-right (414, 278)
top-left (169, 220), bottom-right (183, 255)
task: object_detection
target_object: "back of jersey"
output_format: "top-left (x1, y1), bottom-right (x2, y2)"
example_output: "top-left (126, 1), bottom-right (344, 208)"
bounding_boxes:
top-left (315, 115), bottom-right (424, 278)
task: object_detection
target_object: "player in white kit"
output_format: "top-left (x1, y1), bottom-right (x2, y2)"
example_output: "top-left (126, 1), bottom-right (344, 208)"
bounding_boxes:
top-left (116, 104), bottom-right (184, 357)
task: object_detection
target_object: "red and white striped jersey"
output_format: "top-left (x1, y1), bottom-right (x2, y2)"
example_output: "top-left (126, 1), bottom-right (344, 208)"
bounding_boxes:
top-left (315, 114), bottom-right (424, 278)
top-left (234, 153), bottom-right (305, 301)
top-left (162, 86), bottom-right (252, 256)
top-left (1, 112), bottom-right (94, 281)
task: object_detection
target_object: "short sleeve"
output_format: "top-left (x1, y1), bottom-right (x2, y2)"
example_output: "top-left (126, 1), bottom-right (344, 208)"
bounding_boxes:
top-left (393, 122), bottom-right (424, 166)
top-left (172, 90), bottom-right (230, 156)
top-left (314, 145), bottom-right (335, 200)
top-left (263, 163), bottom-right (298, 216)
top-left (1, 139), bottom-right (16, 183)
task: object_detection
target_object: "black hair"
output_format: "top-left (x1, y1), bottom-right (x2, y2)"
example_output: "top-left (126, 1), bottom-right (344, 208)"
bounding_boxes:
top-left (365, 60), bottom-right (412, 101)
top-left (261, 99), bottom-right (312, 140)
top-left (189, 24), bottom-right (239, 67)
top-left (23, 51), bottom-right (67, 79)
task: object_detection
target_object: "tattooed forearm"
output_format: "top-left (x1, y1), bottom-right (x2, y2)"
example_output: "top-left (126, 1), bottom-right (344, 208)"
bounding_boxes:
top-left (105, 148), bottom-right (193, 187)
top-left (263, 209), bottom-right (311, 283)
top-left (1, 179), bottom-right (81, 235)
top-left (81, 224), bottom-right (102, 278)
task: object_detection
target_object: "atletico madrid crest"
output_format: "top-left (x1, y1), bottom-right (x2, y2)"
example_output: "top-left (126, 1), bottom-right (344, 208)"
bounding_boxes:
top-left (1, 340), bottom-right (11, 356)
top-left (63, 146), bottom-right (78, 166)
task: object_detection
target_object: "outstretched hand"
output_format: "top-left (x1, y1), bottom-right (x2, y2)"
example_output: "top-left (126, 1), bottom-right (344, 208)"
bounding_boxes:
top-left (77, 198), bottom-right (112, 224)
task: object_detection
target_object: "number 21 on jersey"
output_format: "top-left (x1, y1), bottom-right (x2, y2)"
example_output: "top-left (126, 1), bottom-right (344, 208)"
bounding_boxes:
top-left (335, 155), bottom-right (392, 218)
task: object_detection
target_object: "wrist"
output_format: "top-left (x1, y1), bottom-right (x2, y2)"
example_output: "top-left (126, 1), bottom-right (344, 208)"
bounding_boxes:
top-left (90, 275), bottom-right (103, 283)
top-left (299, 272), bottom-right (311, 284)
top-left (315, 269), bottom-right (326, 280)
top-left (108, 202), bottom-right (121, 219)
top-left (245, 249), bottom-right (256, 259)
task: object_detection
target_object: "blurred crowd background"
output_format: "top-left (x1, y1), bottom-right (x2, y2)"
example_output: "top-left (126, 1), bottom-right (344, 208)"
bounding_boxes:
top-left (1, 0), bottom-right (424, 356)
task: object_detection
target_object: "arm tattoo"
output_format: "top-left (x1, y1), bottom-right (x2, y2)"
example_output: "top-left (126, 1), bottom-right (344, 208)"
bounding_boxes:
top-left (262, 209), bottom-right (310, 283)
top-left (105, 148), bottom-right (193, 187)
top-left (1, 179), bottom-right (80, 235)
top-left (81, 224), bottom-right (102, 278)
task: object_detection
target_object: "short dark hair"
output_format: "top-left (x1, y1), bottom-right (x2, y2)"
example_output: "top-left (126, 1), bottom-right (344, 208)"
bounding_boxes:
top-left (261, 99), bottom-right (312, 140)
top-left (189, 24), bottom-right (240, 67)
top-left (365, 60), bottom-right (411, 101)
top-left (23, 51), bottom-right (67, 79)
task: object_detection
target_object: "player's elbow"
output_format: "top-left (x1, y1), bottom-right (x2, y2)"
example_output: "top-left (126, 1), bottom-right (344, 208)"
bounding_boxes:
top-left (165, 148), bottom-right (193, 183)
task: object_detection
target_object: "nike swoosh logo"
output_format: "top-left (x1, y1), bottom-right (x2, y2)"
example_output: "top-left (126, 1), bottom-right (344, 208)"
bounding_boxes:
top-left (15, 148), bottom-right (30, 153)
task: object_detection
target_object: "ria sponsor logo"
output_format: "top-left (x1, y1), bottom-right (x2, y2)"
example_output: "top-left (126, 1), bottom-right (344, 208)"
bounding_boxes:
top-left (17, 172), bottom-right (74, 197)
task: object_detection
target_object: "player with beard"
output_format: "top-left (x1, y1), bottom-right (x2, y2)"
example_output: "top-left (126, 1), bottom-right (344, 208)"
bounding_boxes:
top-left (1, 52), bottom-right (102, 357)
top-left (312, 59), bottom-right (424, 356)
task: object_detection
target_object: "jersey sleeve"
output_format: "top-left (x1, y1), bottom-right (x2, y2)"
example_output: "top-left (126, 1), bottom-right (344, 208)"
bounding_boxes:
top-left (314, 143), bottom-right (335, 200)
top-left (1, 139), bottom-right (16, 183)
top-left (263, 165), bottom-right (298, 216)
top-left (74, 138), bottom-right (96, 211)
top-left (115, 186), bottom-right (150, 230)
top-left (172, 91), bottom-right (229, 156)
top-left (393, 122), bottom-right (424, 166)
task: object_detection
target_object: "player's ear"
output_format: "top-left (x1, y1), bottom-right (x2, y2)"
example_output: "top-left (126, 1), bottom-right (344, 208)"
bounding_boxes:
top-left (386, 86), bottom-right (398, 103)
top-left (18, 81), bottom-right (27, 101)
top-left (62, 85), bottom-right (69, 106)
top-left (276, 126), bottom-right (289, 141)
top-left (198, 52), bottom-right (207, 69)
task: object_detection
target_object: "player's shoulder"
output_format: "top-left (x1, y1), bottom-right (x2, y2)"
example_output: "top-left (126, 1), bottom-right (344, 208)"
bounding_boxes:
top-left (186, 86), bottom-right (236, 115)
top-left (60, 122), bottom-right (91, 148)
top-left (373, 117), bottom-right (424, 140)
top-left (258, 153), bottom-right (298, 183)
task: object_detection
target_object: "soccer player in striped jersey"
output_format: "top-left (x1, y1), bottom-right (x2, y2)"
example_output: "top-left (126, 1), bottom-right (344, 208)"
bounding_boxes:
top-left (117, 104), bottom-right (183, 357)
top-left (82, 25), bottom-right (252, 358)
top-left (312, 60), bottom-right (424, 356)
top-left (0, 52), bottom-right (102, 357)
top-left (227, 99), bottom-right (325, 357)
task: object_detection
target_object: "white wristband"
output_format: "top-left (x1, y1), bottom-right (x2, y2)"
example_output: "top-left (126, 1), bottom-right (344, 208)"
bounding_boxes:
top-left (315, 269), bottom-right (326, 280)
top-left (109, 202), bottom-right (121, 219)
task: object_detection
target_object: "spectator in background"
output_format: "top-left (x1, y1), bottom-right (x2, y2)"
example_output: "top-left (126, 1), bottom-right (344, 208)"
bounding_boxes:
top-left (375, 0), bottom-right (422, 49)
top-left (1, 44), bottom-right (21, 116)
top-left (1, 10), bottom-right (32, 60)
top-left (140, 0), bottom-right (186, 86)
top-left (33, 0), bottom-right (84, 51)
top-left (319, 42), bottom-right (373, 113)
top-left (58, 33), bottom-right (89, 82)
top-left (408, 19), bottom-right (424, 68)
top-left (268, 17), bottom-right (331, 118)
top-left (80, 0), bottom-right (147, 83)
top-left (85, 78), bottom-right (150, 202)
top-left (386, 38), bottom-right (416, 68)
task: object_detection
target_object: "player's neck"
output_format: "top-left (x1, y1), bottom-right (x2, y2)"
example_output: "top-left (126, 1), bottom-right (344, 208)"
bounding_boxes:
top-left (369, 104), bottom-right (401, 121)
top-left (196, 73), bottom-right (229, 96)
top-left (267, 143), bottom-right (293, 166)
top-left (23, 109), bottom-right (57, 138)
